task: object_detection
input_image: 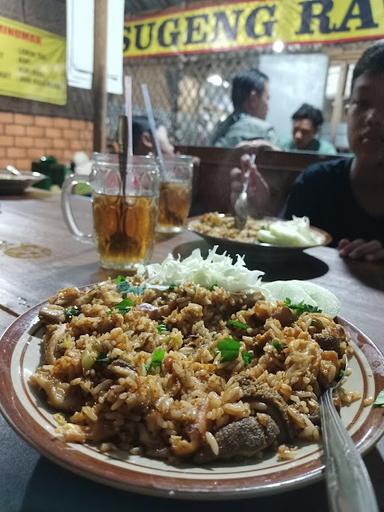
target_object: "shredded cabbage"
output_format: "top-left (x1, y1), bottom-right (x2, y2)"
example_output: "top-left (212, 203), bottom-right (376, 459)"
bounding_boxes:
top-left (137, 246), bottom-right (264, 292)
top-left (137, 247), bottom-right (340, 317)
top-left (258, 216), bottom-right (324, 247)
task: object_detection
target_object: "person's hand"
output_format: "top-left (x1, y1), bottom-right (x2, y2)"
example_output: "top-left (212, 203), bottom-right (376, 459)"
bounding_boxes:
top-left (230, 153), bottom-right (270, 218)
top-left (236, 139), bottom-right (280, 153)
top-left (338, 238), bottom-right (384, 262)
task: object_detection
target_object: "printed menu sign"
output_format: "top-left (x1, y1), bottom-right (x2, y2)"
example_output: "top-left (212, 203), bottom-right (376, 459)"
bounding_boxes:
top-left (0, 16), bottom-right (66, 105)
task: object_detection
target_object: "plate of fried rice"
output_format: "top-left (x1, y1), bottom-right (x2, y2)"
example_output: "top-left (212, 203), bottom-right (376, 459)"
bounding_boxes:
top-left (188, 212), bottom-right (332, 252)
top-left (0, 250), bottom-right (383, 499)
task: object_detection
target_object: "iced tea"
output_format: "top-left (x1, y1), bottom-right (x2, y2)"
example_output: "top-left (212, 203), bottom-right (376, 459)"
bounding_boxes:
top-left (157, 181), bottom-right (192, 232)
top-left (92, 192), bottom-right (157, 269)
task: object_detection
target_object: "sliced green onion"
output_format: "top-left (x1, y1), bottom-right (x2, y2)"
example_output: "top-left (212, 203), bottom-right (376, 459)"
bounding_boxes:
top-left (146, 348), bottom-right (166, 374)
top-left (64, 306), bottom-right (80, 320)
top-left (284, 298), bottom-right (321, 315)
top-left (242, 351), bottom-right (252, 365)
top-left (114, 298), bottom-right (134, 314)
top-left (272, 339), bottom-right (284, 351)
top-left (95, 353), bottom-right (110, 364)
top-left (227, 319), bottom-right (248, 330)
top-left (217, 337), bottom-right (241, 362)
top-left (117, 281), bottom-right (145, 295)
top-left (157, 323), bottom-right (167, 334)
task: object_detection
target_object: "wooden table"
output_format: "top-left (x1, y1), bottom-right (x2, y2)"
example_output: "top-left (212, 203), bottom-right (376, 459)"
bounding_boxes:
top-left (0, 191), bottom-right (383, 512)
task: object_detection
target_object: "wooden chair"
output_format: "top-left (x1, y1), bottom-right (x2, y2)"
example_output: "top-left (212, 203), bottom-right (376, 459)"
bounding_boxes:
top-left (177, 145), bottom-right (341, 216)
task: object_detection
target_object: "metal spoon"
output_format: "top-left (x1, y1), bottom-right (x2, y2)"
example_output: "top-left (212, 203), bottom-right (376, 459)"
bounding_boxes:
top-left (117, 114), bottom-right (128, 198)
top-left (233, 154), bottom-right (255, 230)
top-left (320, 358), bottom-right (378, 512)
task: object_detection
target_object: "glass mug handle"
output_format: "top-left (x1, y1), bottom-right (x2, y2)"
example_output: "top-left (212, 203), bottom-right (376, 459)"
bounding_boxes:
top-left (61, 174), bottom-right (93, 244)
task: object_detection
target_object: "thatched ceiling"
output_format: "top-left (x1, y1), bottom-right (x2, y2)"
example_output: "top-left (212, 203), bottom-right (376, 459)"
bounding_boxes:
top-left (125, 0), bottom-right (198, 16)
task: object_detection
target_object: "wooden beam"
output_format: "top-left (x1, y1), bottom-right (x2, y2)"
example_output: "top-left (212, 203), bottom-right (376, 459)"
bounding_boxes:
top-left (93, 0), bottom-right (108, 153)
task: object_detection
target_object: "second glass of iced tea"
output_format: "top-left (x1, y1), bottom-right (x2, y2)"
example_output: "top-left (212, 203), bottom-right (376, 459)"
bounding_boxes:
top-left (157, 154), bottom-right (193, 233)
top-left (62, 153), bottom-right (160, 270)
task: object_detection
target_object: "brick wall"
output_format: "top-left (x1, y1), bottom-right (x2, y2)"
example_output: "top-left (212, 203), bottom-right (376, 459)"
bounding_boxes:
top-left (0, 112), bottom-right (93, 172)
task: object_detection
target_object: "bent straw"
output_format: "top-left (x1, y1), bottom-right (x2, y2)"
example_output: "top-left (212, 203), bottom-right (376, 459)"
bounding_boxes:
top-left (140, 83), bottom-right (166, 177)
top-left (124, 75), bottom-right (133, 160)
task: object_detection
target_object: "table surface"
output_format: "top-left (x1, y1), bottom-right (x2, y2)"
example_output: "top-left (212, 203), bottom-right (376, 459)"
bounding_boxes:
top-left (0, 190), bottom-right (383, 512)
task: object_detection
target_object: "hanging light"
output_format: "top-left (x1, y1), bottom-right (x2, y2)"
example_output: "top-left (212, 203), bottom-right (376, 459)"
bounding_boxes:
top-left (272, 39), bottom-right (285, 53)
top-left (207, 74), bottom-right (223, 86)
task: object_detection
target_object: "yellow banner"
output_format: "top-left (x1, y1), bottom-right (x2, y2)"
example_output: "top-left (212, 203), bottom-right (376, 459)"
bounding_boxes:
top-left (124, 0), bottom-right (384, 58)
top-left (0, 16), bottom-right (66, 105)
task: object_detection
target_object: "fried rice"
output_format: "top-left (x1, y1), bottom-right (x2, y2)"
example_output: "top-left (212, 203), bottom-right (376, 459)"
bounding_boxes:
top-left (189, 212), bottom-right (324, 247)
top-left (30, 277), bottom-right (352, 463)
top-left (190, 212), bottom-right (266, 243)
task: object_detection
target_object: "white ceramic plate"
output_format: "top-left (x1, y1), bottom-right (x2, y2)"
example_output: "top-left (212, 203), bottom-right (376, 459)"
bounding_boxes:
top-left (188, 214), bottom-right (333, 254)
top-left (0, 303), bottom-right (383, 500)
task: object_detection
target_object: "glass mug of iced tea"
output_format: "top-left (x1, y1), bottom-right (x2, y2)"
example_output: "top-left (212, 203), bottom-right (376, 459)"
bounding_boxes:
top-left (61, 153), bottom-right (160, 270)
top-left (157, 154), bottom-right (193, 233)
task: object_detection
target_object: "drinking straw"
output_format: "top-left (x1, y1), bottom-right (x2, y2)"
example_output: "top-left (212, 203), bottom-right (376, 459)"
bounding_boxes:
top-left (124, 75), bottom-right (133, 160)
top-left (116, 75), bottom-right (133, 197)
top-left (140, 83), bottom-right (166, 176)
top-left (117, 114), bottom-right (128, 196)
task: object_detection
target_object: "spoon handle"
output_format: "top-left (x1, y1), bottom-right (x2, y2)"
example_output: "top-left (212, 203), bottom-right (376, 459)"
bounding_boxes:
top-left (320, 389), bottom-right (378, 512)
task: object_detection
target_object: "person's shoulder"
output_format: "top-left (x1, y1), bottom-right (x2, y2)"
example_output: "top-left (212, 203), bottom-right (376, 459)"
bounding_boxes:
top-left (304, 157), bottom-right (351, 176)
top-left (298, 157), bottom-right (352, 186)
top-left (216, 114), bottom-right (273, 147)
top-left (317, 138), bottom-right (338, 155)
top-left (238, 113), bottom-right (272, 131)
top-left (211, 115), bottom-right (231, 146)
top-left (235, 114), bottom-right (275, 143)
top-left (280, 138), bottom-right (295, 150)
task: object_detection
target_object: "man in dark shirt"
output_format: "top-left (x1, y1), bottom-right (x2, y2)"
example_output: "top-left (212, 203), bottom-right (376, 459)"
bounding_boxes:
top-left (231, 42), bottom-right (384, 262)
top-left (283, 158), bottom-right (384, 248)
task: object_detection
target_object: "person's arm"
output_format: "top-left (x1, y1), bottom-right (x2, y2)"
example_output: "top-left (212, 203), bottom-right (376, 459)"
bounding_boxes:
top-left (231, 150), bottom-right (318, 220)
top-left (230, 154), bottom-right (271, 218)
top-left (285, 166), bottom-right (384, 261)
top-left (231, 161), bottom-right (334, 228)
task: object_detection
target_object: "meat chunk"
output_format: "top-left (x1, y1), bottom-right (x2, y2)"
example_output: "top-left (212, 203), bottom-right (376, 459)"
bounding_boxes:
top-left (30, 369), bottom-right (82, 412)
top-left (194, 415), bottom-right (279, 463)
top-left (49, 287), bottom-right (81, 307)
top-left (272, 306), bottom-right (296, 327)
top-left (39, 304), bottom-right (65, 324)
top-left (235, 378), bottom-right (296, 442)
top-left (44, 323), bottom-right (67, 364)
top-left (314, 325), bottom-right (346, 357)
